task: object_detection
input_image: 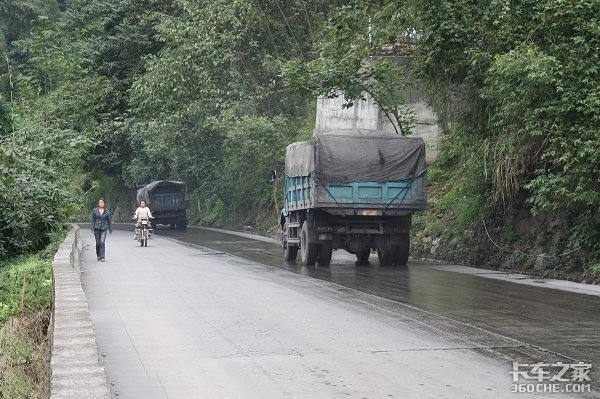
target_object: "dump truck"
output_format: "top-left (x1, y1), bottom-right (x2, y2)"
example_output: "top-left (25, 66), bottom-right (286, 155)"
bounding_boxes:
top-left (136, 180), bottom-right (189, 229)
top-left (281, 129), bottom-right (426, 266)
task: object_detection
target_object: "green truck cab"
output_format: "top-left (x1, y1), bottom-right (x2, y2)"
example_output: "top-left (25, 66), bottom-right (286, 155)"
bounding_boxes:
top-left (136, 180), bottom-right (189, 229)
top-left (281, 129), bottom-right (426, 266)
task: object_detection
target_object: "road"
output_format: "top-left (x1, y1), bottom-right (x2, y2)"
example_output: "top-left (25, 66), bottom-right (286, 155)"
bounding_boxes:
top-left (80, 227), bottom-right (597, 398)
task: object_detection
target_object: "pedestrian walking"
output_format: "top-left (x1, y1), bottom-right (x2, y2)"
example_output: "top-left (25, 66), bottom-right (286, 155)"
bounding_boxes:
top-left (91, 197), bottom-right (113, 261)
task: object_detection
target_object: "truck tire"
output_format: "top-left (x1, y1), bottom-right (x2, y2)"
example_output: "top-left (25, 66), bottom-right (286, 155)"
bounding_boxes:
top-left (377, 245), bottom-right (394, 266)
top-left (284, 243), bottom-right (298, 261)
top-left (300, 223), bottom-right (317, 266)
top-left (395, 234), bottom-right (410, 266)
top-left (356, 249), bottom-right (370, 264)
top-left (317, 244), bottom-right (332, 266)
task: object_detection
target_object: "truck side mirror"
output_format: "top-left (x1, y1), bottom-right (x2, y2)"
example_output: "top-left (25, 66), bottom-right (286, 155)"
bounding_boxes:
top-left (268, 169), bottom-right (277, 184)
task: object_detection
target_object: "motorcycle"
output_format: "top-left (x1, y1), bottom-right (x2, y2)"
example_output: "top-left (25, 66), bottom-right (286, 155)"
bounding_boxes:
top-left (133, 217), bottom-right (153, 247)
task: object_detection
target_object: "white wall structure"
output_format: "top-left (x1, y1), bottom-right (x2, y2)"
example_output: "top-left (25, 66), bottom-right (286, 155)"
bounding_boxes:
top-left (314, 91), bottom-right (440, 163)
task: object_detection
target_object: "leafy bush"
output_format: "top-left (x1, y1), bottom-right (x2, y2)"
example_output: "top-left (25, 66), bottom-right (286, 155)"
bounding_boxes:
top-left (0, 125), bottom-right (89, 259)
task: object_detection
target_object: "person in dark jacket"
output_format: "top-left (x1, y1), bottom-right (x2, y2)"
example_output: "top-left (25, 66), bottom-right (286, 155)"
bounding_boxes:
top-left (91, 198), bottom-right (112, 261)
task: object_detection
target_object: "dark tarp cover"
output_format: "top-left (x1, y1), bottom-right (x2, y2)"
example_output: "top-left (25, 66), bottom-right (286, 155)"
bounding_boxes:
top-left (136, 180), bottom-right (188, 204)
top-left (285, 129), bottom-right (426, 183)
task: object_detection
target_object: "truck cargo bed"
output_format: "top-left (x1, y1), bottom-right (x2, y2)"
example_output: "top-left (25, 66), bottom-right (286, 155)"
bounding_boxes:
top-left (285, 175), bottom-right (426, 216)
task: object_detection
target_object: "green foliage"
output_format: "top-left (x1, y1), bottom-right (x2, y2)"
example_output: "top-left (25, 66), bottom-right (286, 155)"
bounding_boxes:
top-left (130, 0), bottom-right (322, 119)
top-left (0, 0), bottom-right (60, 60)
top-left (55, 0), bottom-right (176, 177)
top-left (0, 256), bottom-right (51, 326)
top-left (569, 211), bottom-right (600, 261)
top-left (0, 313), bottom-right (49, 399)
top-left (589, 263), bottom-right (600, 278)
top-left (210, 115), bottom-right (301, 224)
top-left (0, 132), bottom-right (82, 258)
top-left (123, 0), bottom-right (325, 224)
top-left (282, 0), bottom-right (416, 134)
top-left (0, 310), bottom-right (49, 399)
top-left (0, 16), bottom-right (101, 259)
top-left (414, 128), bottom-right (492, 243)
top-left (413, 0), bottom-right (600, 261)
top-left (0, 233), bottom-right (63, 399)
top-left (65, 0), bottom-right (172, 92)
top-left (0, 98), bottom-right (11, 135)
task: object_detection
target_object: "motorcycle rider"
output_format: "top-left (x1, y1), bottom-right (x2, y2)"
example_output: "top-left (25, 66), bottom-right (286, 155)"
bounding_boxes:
top-left (133, 200), bottom-right (153, 239)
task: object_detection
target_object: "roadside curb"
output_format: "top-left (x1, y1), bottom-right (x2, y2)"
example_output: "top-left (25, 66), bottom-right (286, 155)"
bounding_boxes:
top-left (194, 225), bottom-right (280, 244)
top-left (49, 224), bottom-right (111, 398)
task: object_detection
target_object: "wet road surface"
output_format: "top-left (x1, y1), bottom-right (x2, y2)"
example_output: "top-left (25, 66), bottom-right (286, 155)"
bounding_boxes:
top-left (160, 227), bottom-right (600, 365)
top-left (80, 226), bottom-right (598, 398)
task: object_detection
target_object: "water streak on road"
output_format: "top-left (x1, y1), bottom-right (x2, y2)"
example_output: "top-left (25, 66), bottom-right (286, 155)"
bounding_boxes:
top-left (158, 227), bottom-right (600, 373)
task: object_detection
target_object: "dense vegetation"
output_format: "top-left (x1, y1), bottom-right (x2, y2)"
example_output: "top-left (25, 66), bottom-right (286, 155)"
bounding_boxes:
top-left (412, 0), bottom-right (600, 277)
top-left (1, 0), bottom-right (598, 274)
top-left (0, 228), bottom-right (65, 398)
top-left (0, 256), bottom-right (51, 398)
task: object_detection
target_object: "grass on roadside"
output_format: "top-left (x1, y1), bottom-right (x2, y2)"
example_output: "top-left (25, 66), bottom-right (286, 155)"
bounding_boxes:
top-left (0, 256), bottom-right (53, 326)
top-left (0, 226), bottom-right (67, 399)
top-left (0, 311), bottom-right (49, 399)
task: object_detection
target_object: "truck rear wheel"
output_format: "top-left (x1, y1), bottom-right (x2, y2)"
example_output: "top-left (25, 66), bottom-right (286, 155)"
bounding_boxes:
top-left (300, 223), bottom-right (317, 266)
top-left (317, 244), bottom-right (332, 266)
top-left (377, 245), bottom-right (394, 266)
top-left (356, 249), bottom-right (370, 264)
top-left (395, 234), bottom-right (410, 266)
top-left (284, 244), bottom-right (298, 261)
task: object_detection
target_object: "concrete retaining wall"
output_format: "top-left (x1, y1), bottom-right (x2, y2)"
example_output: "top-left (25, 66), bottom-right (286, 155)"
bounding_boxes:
top-left (50, 225), bottom-right (111, 398)
top-left (315, 91), bottom-right (441, 163)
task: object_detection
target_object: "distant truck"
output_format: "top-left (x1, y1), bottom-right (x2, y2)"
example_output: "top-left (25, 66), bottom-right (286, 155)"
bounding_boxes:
top-left (136, 180), bottom-right (189, 229)
top-left (281, 129), bottom-right (426, 266)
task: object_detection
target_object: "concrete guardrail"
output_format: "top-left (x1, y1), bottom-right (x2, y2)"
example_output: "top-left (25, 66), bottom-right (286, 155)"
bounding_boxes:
top-left (49, 224), bottom-right (111, 398)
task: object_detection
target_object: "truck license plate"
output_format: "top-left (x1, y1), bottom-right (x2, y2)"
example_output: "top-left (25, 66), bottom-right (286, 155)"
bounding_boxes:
top-left (359, 209), bottom-right (382, 216)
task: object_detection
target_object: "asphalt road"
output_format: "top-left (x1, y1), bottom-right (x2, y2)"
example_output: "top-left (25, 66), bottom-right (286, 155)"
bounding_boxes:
top-left (80, 227), bottom-right (597, 398)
